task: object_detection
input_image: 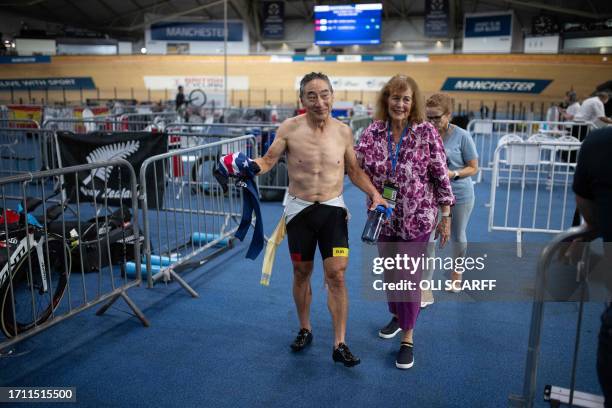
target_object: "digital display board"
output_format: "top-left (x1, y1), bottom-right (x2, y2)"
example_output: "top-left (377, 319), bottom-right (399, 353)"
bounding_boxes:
top-left (314, 4), bottom-right (382, 46)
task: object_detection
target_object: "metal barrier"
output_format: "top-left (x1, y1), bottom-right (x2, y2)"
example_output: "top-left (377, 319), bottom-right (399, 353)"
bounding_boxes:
top-left (509, 225), bottom-right (605, 407)
top-left (165, 123), bottom-right (287, 201)
top-left (349, 115), bottom-right (373, 143)
top-left (467, 119), bottom-right (595, 183)
top-left (0, 120), bottom-right (55, 183)
top-left (139, 135), bottom-right (257, 295)
top-left (42, 118), bottom-right (154, 133)
top-left (0, 159), bottom-right (148, 350)
top-left (40, 120), bottom-right (158, 171)
top-left (119, 112), bottom-right (178, 125)
top-left (488, 140), bottom-right (582, 256)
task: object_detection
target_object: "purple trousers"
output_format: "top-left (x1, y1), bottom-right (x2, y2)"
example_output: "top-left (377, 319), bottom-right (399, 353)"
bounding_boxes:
top-left (377, 232), bottom-right (431, 331)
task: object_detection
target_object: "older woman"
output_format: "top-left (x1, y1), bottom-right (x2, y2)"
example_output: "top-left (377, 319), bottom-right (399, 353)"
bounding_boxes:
top-left (425, 93), bottom-right (478, 292)
top-left (355, 75), bottom-right (454, 369)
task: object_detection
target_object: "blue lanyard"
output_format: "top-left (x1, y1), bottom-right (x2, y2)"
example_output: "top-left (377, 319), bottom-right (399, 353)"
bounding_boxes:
top-left (387, 123), bottom-right (410, 178)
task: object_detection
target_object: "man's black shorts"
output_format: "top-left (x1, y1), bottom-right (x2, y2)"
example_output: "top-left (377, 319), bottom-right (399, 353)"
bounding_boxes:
top-left (286, 204), bottom-right (348, 262)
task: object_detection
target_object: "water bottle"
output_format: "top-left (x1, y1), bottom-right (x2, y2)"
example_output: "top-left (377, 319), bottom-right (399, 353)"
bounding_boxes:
top-left (361, 205), bottom-right (392, 244)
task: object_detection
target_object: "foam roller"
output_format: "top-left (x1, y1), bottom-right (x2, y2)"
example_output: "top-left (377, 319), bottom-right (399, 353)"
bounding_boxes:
top-left (146, 254), bottom-right (179, 267)
top-left (125, 262), bottom-right (161, 278)
top-left (191, 232), bottom-right (229, 247)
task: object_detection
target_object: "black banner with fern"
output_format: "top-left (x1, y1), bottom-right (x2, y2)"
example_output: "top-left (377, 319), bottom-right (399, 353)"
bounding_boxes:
top-left (57, 131), bottom-right (167, 209)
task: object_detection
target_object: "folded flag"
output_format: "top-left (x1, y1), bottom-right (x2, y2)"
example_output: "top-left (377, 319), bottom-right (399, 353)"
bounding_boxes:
top-left (218, 152), bottom-right (260, 179)
top-left (215, 152), bottom-right (264, 260)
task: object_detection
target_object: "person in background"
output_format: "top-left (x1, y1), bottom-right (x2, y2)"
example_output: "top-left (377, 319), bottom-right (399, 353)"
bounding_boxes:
top-left (572, 126), bottom-right (612, 407)
top-left (175, 86), bottom-right (190, 122)
top-left (425, 93), bottom-right (479, 294)
top-left (575, 92), bottom-right (612, 125)
top-left (355, 75), bottom-right (454, 369)
top-left (175, 86), bottom-right (186, 111)
top-left (560, 91), bottom-right (581, 122)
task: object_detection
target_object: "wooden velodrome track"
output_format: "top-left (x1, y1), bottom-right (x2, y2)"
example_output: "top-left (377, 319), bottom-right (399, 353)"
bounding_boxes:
top-left (0, 54), bottom-right (610, 108)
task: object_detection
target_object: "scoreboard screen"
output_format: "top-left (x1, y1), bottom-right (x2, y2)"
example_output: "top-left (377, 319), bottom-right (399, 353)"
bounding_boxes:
top-left (314, 4), bottom-right (382, 46)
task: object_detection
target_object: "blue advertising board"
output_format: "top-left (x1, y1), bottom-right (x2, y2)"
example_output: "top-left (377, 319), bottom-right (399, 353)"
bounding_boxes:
top-left (464, 14), bottom-right (512, 38)
top-left (441, 77), bottom-right (552, 94)
top-left (0, 56), bottom-right (51, 64)
top-left (150, 21), bottom-right (243, 42)
top-left (0, 77), bottom-right (96, 90)
top-left (361, 54), bottom-right (406, 62)
top-left (261, 1), bottom-right (284, 39)
top-left (292, 55), bottom-right (337, 62)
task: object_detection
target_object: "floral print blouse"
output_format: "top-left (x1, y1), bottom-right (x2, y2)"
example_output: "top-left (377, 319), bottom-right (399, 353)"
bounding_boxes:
top-left (355, 120), bottom-right (455, 240)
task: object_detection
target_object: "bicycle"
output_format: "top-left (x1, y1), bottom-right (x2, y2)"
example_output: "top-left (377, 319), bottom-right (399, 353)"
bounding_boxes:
top-left (0, 197), bottom-right (71, 338)
top-left (0, 195), bottom-right (139, 338)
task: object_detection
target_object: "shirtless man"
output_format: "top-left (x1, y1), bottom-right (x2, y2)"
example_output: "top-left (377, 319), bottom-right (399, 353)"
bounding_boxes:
top-left (253, 72), bottom-right (386, 367)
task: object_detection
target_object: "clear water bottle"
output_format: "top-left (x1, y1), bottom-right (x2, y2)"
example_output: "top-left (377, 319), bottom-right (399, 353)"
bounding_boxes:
top-left (361, 205), bottom-right (392, 244)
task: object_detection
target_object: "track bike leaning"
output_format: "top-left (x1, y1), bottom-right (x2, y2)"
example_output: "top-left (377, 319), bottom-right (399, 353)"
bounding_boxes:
top-left (0, 196), bottom-right (139, 338)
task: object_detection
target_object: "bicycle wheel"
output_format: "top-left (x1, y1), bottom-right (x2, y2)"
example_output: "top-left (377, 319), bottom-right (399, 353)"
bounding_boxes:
top-left (0, 236), bottom-right (70, 338)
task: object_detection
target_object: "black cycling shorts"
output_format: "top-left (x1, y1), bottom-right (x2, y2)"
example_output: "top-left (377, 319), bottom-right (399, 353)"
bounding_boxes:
top-left (286, 204), bottom-right (349, 262)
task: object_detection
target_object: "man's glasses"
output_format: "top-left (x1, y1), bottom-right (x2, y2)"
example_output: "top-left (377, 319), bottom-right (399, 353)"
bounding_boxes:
top-left (427, 115), bottom-right (444, 122)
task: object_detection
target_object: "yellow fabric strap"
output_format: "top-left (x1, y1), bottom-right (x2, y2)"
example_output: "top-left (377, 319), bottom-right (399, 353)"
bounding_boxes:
top-left (260, 216), bottom-right (287, 286)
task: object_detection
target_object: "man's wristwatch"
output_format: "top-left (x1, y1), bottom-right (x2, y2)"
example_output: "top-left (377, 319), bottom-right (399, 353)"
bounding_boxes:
top-left (441, 211), bottom-right (452, 218)
top-left (453, 170), bottom-right (460, 181)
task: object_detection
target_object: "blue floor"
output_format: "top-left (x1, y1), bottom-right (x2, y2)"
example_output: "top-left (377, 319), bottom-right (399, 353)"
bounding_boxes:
top-left (0, 177), bottom-right (605, 408)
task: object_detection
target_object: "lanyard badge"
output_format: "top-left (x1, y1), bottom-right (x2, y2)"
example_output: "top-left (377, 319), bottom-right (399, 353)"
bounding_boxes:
top-left (383, 123), bottom-right (410, 208)
top-left (382, 181), bottom-right (398, 208)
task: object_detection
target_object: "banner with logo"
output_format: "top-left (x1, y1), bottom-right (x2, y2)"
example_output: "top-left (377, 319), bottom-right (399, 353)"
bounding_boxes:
top-left (261, 1), bottom-right (284, 39)
top-left (0, 56), bottom-right (50, 64)
top-left (0, 77), bottom-right (96, 90)
top-left (463, 12), bottom-right (514, 53)
top-left (464, 13), bottom-right (512, 38)
top-left (440, 77), bottom-right (552, 94)
top-left (57, 131), bottom-right (168, 208)
top-left (294, 76), bottom-right (391, 91)
top-left (143, 75), bottom-right (249, 91)
top-left (425, 0), bottom-right (449, 37)
top-left (150, 21), bottom-right (243, 42)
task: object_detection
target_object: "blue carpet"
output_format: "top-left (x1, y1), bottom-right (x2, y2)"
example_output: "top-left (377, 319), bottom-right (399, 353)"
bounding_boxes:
top-left (0, 178), bottom-right (604, 407)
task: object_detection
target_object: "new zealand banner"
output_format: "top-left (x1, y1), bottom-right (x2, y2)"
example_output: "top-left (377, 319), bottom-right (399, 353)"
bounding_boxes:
top-left (57, 131), bottom-right (167, 209)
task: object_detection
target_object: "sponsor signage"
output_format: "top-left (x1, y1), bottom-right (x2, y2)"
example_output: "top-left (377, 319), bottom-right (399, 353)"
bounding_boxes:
top-left (292, 55), bottom-right (337, 62)
top-left (150, 21), bottom-right (243, 42)
top-left (0, 77), bottom-right (95, 90)
top-left (143, 75), bottom-right (249, 91)
top-left (441, 77), bottom-right (552, 94)
top-left (362, 54), bottom-right (406, 61)
top-left (464, 13), bottom-right (512, 38)
top-left (261, 1), bottom-right (284, 39)
top-left (294, 76), bottom-right (390, 91)
top-left (0, 56), bottom-right (51, 64)
top-left (424, 0), bottom-right (449, 37)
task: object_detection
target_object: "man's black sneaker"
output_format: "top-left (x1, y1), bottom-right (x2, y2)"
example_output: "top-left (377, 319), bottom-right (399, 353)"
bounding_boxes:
top-left (395, 342), bottom-right (414, 369)
top-left (332, 343), bottom-right (361, 367)
top-left (290, 328), bottom-right (313, 352)
top-left (378, 316), bottom-right (401, 339)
